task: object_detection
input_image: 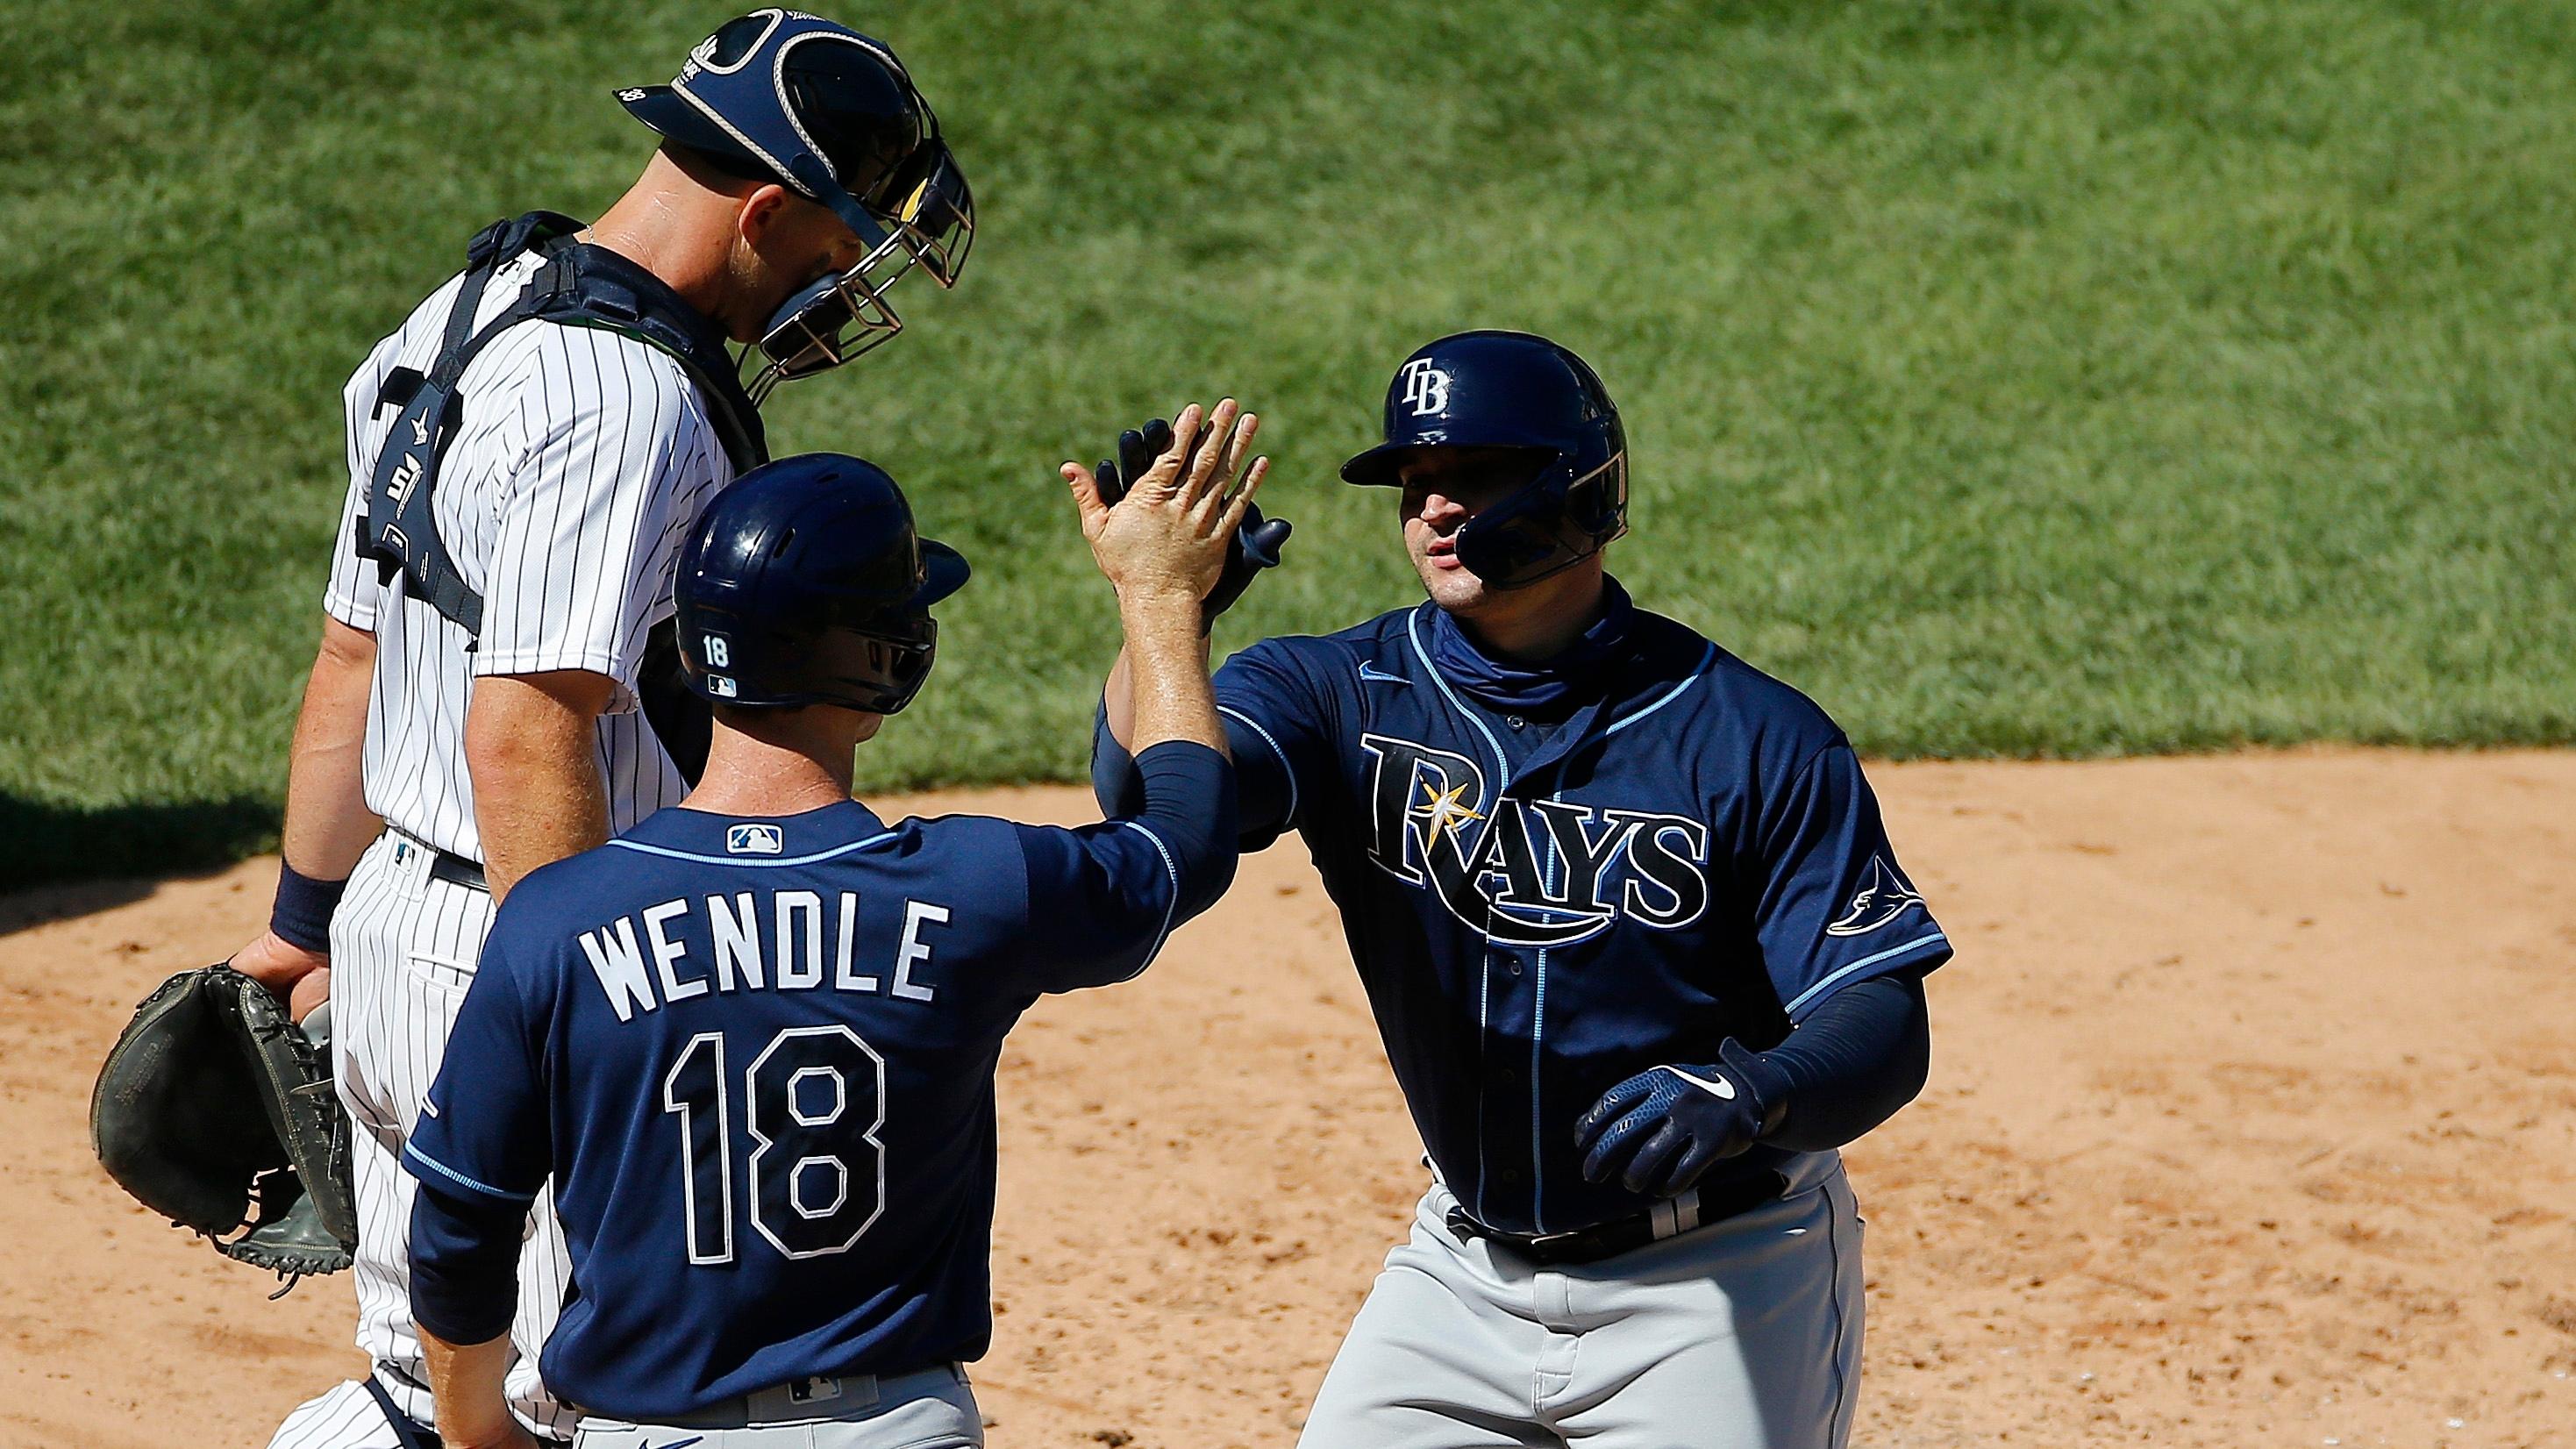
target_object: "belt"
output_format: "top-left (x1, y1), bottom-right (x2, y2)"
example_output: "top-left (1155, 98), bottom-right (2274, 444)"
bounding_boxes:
top-left (389, 832), bottom-right (489, 893)
top-left (638, 1365), bottom-right (960, 1430)
top-left (1445, 1171), bottom-right (1787, 1266)
top-left (428, 849), bottom-right (488, 892)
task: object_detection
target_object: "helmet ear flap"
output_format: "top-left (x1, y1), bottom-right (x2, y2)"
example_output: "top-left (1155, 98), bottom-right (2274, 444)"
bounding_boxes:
top-left (1566, 452), bottom-right (1628, 536)
top-left (1452, 447), bottom-right (1629, 591)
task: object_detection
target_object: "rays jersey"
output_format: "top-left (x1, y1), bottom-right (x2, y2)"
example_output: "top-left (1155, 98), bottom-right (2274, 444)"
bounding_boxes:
top-left (403, 756), bottom-right (1229, 1423)
top-left (1097, 595), bottom-right (1950, 1236)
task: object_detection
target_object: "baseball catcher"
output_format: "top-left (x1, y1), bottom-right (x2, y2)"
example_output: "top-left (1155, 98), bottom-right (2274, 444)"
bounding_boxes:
top-left (91, 965), bottom-right (357, 1289)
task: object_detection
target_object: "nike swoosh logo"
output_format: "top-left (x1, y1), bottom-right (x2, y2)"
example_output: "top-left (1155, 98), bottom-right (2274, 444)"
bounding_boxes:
top-left (645, 1438), bottom-right (705, 1449)
top-left (1668, 1067), bottom-right (1736, 1100)
top-left (1357, 663), bottom-right (1409, 685)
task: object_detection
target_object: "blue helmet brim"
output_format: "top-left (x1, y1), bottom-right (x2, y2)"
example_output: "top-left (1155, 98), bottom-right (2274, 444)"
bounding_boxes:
top-left (915, 539), bottom-right (970, 607)
top-left (622, 84), bottom-right (898, 254)
top-left (620, 85), bottom-right (770, 178)
top-left (1340, 437), bottom-right (1560, 488)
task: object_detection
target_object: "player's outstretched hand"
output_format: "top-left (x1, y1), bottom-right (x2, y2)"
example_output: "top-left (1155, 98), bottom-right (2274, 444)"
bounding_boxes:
top-left (1573, 1046), bottom-right (1777, 1198)
top-left (1090, 412), bottom-right (1292, 632)
top-left (1062, 399), bottom-right (1269, 612)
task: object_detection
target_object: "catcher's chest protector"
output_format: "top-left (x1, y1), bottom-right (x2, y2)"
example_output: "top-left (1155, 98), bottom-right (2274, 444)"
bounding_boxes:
top-left (360, 211), bottom-right (768, 632)
top-left (357, 211), bottom-right (768, 782)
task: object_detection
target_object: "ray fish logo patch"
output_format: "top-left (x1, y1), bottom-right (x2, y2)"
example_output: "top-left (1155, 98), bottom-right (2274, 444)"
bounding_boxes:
top-left (1826, 856), bottom-right (1923, 937)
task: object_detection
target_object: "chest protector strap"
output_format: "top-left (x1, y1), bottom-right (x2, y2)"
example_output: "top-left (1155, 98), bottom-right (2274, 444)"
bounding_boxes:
top-left (360, 211), bottom-right (769, 638)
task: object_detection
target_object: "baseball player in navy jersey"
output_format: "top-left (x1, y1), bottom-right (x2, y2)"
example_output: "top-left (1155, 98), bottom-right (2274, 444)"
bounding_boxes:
top-left (1093, 332), bottom-right (1950, 1448)
top-left (399, 415), bottom-right (1260, 1448)
top-left (229, 14), bottom-right (974, 1446)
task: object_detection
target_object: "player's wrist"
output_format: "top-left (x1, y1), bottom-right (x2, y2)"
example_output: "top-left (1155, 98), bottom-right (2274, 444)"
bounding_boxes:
top-left (1117, 587), bottom-right (1214, 643)
top-left (1713, 1041), bottom-right (1792, 1138)
top-left (268, 860), bottom-right (347, 956)
top-left (1116, 575), bottom-right (1210, 612)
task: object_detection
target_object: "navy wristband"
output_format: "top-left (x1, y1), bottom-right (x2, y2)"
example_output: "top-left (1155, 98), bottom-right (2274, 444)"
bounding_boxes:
top-left (269, 860), bottom-right (348, 955)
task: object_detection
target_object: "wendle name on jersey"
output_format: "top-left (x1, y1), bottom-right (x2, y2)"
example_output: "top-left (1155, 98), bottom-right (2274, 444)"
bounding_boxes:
top-left (576, 888), bottom-right (954, 1023)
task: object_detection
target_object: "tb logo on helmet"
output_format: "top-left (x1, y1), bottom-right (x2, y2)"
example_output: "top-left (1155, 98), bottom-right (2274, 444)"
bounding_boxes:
top-left (1399, 358), bottom-right (1451, 416)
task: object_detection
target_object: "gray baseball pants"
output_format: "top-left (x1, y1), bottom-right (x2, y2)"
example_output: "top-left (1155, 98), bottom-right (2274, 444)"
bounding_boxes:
top-left (1296, 1156), bottom-right (1866, 1449)
top-left (572, 1366), bottom-right (981, 1449)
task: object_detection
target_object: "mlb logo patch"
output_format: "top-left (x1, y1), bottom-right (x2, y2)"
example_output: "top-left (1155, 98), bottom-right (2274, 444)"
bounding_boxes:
top-left (726, 824), bottom-right (784, 856)
top-left (709, 675), bottom-right (739, 699)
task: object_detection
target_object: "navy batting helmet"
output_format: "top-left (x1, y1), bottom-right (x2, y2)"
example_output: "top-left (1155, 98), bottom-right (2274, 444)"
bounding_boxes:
top-left (1341, 330), bottom-right (1628, 589)
top-left (675, 453), bottom-right (970, 714)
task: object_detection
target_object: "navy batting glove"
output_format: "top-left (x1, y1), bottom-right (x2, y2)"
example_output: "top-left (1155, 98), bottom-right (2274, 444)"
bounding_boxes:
top-left (1094, 416), bottom-right (1289, 631)
top-left (1092, 417), bottom-right (1176, 508)
top-left (1574, 1041), bottom-right (1788, 1198)
top-left (1201, 508), bottom-right (1291, 625)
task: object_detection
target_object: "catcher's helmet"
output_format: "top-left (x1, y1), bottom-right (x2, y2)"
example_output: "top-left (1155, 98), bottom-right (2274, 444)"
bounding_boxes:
top-left (675, 453), bottom-right (970, 714)
top-left (620, 10), bottom-right (974, 396)
top-left (1341, 331), bottom-right (1628, 589)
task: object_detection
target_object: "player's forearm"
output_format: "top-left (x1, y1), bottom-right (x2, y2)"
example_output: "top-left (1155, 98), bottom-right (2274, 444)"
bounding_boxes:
top-left (282, 617), bottom-right (384, 879)
top-left (466, 671), bottom-right (614, 900)
top-left (1734, 971), bottom-right (1931, 1154)
top-left (419, 1328), bottom-right (532, 1449)
top-left (413, 1179), bottom-right (532, 1446)
top-left (1104, 645), bottom-right (1137, 751)
top-left (1118, 595), bottom-right (1225, 756)
top-left (236, 617), bottom-right (380, 1010)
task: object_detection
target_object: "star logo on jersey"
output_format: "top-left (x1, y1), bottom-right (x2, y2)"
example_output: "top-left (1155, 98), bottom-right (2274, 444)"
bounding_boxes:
top-left (725, 823), bottom-right (784, 856)
top-left (1412, 779), bottom-right (1483, 842)
top-left (1825, 856), bottom-right (1924, 937)
top-left (1360, 732), bottom-right (1712, 947)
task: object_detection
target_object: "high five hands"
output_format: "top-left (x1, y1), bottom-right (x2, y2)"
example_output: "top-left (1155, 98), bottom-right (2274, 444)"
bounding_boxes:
top-left (1069, 398), bottom-right (1292, 630)
top-left (1064, 399), bottom-right (1274, 613)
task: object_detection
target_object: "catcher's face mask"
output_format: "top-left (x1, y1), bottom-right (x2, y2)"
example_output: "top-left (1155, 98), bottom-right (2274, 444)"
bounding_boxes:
top-left (748, 145), bottom-right (973, 403)
top-left (617, 11), bottom-right (974, 404)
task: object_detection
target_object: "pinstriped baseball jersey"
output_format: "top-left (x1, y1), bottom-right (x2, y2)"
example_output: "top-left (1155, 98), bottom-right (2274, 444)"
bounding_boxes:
top-left (323, 246), bottom-right (736, 862)
top-left (272, 249), bottom-right (744, 1449)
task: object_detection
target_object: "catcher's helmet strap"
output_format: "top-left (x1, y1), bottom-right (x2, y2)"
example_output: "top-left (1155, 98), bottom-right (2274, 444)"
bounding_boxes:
top-left (360, 213), bottom-right (769, 643)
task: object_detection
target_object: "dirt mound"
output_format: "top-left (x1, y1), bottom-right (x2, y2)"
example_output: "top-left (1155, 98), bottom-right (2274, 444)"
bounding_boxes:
top-left (4, 750), bottom-right (2570, 1447)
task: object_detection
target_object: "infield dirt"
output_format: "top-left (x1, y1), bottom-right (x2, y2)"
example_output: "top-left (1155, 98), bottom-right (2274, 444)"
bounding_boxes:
top-left (4, 749), bottom-right (2571, 1448)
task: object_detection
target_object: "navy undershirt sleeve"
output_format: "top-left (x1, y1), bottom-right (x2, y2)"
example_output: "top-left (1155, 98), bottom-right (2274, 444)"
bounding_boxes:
top-left (1091, 701), bottom-right (1149, 819)
top-left (409, 1178), bottom-right (526, 1346)
top-left (1128, 739), bottom-right (1239, 923)
top-left (1025, 739), bottom-right (1239, 992)
top-left (1095, 702), bottom-right (1294, 846)
top-left (1731, 969), bottom-right (1930, 1154)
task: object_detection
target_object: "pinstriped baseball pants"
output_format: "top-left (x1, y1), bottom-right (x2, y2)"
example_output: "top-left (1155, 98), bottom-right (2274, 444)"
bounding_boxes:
top-left (268, 830), bottom-right (577, 1446)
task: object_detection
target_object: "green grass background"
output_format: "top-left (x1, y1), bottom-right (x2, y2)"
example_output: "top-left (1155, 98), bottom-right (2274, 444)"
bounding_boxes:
top-left (4, 0), bottom-right (2572, 885)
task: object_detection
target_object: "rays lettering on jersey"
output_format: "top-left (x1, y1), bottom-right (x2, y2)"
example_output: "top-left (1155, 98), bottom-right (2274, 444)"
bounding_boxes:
top-left (1360, 733), bottom-right (1710, 946)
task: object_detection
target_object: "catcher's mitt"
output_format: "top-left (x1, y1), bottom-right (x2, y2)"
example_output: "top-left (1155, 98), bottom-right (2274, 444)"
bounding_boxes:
top-left (90, 965), bottom-right (356, 1288)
